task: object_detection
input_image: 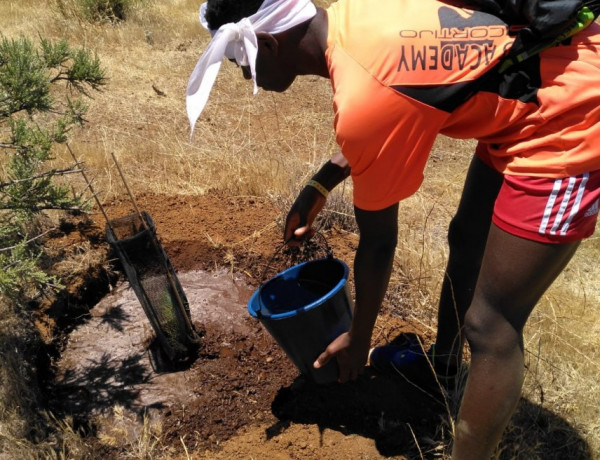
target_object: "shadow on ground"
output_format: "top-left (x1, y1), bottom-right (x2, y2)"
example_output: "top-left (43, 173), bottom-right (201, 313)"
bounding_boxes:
top-left (497, 397), bottom-right (593, 459)
top-left (270, 369), bottom-right (592, 459)
top-left (271, 369), bottom-right (452, 459)
top-left (50, 350), bottom-right (161, 419)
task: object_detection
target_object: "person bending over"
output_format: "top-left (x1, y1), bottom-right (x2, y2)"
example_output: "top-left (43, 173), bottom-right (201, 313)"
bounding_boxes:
top-left (186, 0), bottom-right (600, 458)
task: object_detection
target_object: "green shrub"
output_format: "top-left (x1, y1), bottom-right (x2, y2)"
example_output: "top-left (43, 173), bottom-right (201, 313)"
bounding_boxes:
top-left (78, 0), bottom-right (138, 22)
top-left (0, 36), bottom-right (105, 303)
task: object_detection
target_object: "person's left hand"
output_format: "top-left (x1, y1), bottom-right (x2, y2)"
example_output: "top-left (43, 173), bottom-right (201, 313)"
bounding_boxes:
top-left (284, 186), bottom-right (326, 246)
top-left (313, 332), bottom-right (370, 383)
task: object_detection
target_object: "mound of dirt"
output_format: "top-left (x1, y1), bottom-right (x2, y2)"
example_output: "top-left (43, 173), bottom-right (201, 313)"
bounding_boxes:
top-left (39, 192), bottom-right (447, 460)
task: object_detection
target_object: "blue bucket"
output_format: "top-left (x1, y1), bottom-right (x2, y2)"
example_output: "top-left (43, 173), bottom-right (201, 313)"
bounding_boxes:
top-left (248, 257), bottom-right (354, 384)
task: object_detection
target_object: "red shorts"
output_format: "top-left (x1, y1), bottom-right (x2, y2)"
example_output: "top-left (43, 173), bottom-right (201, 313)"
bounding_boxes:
top-left (493, 171), bottom-right (600, 243)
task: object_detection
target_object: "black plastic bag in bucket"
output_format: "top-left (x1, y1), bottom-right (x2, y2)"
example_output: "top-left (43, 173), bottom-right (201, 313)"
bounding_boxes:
top-left (248, 257), bottom-right (354, 384)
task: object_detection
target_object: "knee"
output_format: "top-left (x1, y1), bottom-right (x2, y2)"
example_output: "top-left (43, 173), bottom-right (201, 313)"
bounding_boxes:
top-left (463, 303), bottom-right (521, 357)
top-left (463, 306), bottom-right (492, 353)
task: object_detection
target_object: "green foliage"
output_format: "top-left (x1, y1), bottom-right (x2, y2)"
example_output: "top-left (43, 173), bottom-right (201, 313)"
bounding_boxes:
top-left (78, 0), bottom-right (138, 22)
top-left (0, 38), bottom-right (51, 116)
top-left (0, 35), bottom-right (105, 304)
top-left (54, 0), bottom-right (148, 24)
top-left (0, 242), bottom-right (58, 300)
top-left (68, 48), bottom-right (106, 91)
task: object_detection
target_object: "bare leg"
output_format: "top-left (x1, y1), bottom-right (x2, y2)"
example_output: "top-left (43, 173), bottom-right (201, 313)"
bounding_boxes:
top-left (452, 225), bottom-right (579, 459)
top-left (435, 156), bottom-right (503, 370)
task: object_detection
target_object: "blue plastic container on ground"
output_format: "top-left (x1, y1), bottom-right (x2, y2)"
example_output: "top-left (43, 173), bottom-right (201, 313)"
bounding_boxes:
top-left (248, 257), bottom-right (354, 384)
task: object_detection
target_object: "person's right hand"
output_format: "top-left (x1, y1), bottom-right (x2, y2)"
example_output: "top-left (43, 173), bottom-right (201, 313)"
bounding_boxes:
top-left (284, 186), bottom-right (326, 246)
top-left (313, 331), bottom-right (370, 383)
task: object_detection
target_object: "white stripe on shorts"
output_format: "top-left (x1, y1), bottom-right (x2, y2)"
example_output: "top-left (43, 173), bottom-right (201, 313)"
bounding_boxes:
top-left (539, 179), bottom-right (563, 235)
top-left (550, 176), bottom-right (576, 235)
top-left (560, 173), bottom-right (589, 235)
top-left (538, 173), bottom-right (589, 237)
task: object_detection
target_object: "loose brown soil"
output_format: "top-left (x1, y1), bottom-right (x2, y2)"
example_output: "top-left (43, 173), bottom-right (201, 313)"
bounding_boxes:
top-left (39, 192), bottom-right (593, 460)
top-left (41, 192), bottom-right (448, 460)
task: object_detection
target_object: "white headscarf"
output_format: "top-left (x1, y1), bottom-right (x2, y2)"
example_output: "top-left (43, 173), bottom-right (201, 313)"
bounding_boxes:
top-left (186, 0), bottom-right (317, 137)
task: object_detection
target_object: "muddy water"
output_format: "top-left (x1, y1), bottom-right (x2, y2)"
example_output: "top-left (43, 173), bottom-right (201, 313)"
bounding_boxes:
top-left (52, 270), bottom-right (256, 440)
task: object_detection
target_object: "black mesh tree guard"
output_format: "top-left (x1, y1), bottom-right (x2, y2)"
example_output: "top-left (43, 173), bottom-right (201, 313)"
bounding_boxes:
top-left (106, 211), bottom-right (200, 370)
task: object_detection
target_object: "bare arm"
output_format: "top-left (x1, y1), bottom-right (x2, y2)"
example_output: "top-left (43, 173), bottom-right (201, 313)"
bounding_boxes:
top-left (284, 151), bottom-right (351, 243)
top-left (314, 202), bottom-right (399, 382)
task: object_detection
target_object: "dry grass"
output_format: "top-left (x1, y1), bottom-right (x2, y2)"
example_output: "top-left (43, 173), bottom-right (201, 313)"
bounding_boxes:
top-left (1, 0), bottom-right (599, 459)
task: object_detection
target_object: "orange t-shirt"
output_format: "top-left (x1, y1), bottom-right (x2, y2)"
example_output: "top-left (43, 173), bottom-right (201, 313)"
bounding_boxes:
top-left (326, 0), bottom-right (600, 210)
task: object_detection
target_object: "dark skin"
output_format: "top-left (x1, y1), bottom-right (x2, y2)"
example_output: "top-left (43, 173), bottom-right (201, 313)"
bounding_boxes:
top-left (315, 202), bottom-right (398, 382)
top-left (287, 155), bottom-right (580, 459)
top-left (434, 153), bottom-right (505, 370)
top-left (426, 157), bottom-right (579, 458)
top-left (233, 8), bottom-right (583, 459)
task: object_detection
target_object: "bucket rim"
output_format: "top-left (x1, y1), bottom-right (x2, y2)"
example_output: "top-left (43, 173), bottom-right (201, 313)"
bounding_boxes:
top-left (247, 257), bottom-right (349, 320)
